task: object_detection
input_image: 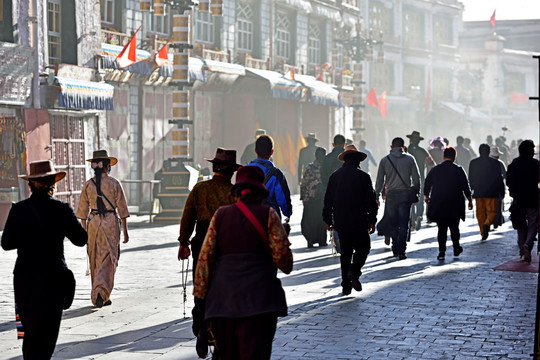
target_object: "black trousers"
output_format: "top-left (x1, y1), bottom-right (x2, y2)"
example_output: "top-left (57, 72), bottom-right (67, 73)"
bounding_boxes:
top-left (15, 272), bottom-right (64, 360)
top-left (436, 218), bottom-right (461, 253)
top-left (337, 231), bottom-right (371, 288)
top-left (211, 313), bottom-right (277, 360)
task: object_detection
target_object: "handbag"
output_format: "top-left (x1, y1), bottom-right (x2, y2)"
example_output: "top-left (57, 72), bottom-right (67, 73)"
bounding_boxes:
top-left (386, 156), bottom-right (419, 204)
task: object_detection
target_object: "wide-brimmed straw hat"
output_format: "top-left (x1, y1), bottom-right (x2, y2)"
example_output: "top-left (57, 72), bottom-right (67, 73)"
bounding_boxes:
top-left (205, 148), bottom-right (241, 168)
top-left (430, 136), bottom-right (446, 149)
top-left (338, 144), bottom-right (368, 162)
top-left (86, 149), bottom-right (118, 166)
top-left (304, 133), bottom-right (319, 142)
top-left (19, 160), bottom-right (66, 183)
top-left (406, 131), bottom-right (424, 140)
top-left (231, 165), bottom-right (269, 198)
top-left (490, 146), bottom-right (502, 158)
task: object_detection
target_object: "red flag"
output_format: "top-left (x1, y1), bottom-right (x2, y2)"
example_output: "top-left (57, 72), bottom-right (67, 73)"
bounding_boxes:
top-left (116, 26), bottom-right (141, 69)
top-left (366, 88), bottom-right (379, 109)
top-left (379, 91), bottom-right (387, 118)
top-left (317, 73), bottom-right (323, 81)
top-left (155, 42), bottom-right (169, 67)
top-left (490, 10), bottom-right (496, 27)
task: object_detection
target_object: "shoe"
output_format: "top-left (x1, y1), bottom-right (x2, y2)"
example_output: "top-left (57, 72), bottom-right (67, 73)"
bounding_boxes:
top-left (342, 286), bottom-right (352, 296)
top-left (398, 254), bottom-right (407, 260)
top-left (307, 242), bottom-right (314, 248)
top-left (482, 225), bottom-right (489, 240)
top-left (524, 249), bottom-right (532, 263)
top-left (95, 294), bottom-right (104, 308)
top-left (454, 246), bottom-right (463, 257)
top-left (348, 274), bottom-right (362, 292)
top-left (104, 300), bottom-right (112, 306)
top-left (437, 253), bottom-right (445, 260)
top-left (384, 236), bottom-right (390, 246)
top-left (416, 218), bottom-right (422, 230)
top-left (196, 333), bottom-right (208, 358)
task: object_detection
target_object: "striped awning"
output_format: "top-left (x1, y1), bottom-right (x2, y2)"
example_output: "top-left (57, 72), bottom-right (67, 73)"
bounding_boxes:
top-left (55, 77), bottom-right (114, 110)
top-left (294, 74), bottom-right (341, 107)
top-left (246, 68), bottom-right (303, 101)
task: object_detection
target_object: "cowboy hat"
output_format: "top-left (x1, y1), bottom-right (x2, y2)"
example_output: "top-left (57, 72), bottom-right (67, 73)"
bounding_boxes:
top-left (86, 149), bottom-right (118, 166)
top-left (338, 144), bottom-right (368, 162)
top-left (205, 148), bottom-right (242, 168)
top-left (489, 146), bottom-right (503, 158)
top-left (406, 131), bottom-right (424, 140)
top-left (231, 165), bottom-right (269, 198)
top-left (304, 133), bottom-right (319, 142)
top-left (19, 160), bottom-right (66, 183)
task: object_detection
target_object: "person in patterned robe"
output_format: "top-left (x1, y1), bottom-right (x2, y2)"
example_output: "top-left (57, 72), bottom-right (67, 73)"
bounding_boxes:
top-left (77, 150), bottom-right (130, 308)
top-left (300, 146), bottom-right (327, 247)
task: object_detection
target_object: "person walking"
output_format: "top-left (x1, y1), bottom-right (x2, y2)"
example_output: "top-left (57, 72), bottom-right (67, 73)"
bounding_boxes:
top-left (506, 140), bottom-right (539, 263)
top-left (2, 160), bottom-right (87, 359)
top-left (249, 134), bottom-right (293, 220)
top-left (194, 165), bottom-right (293, 359)
top-left (321, 134), bottom-right (346, 187)
top-left (424, 147), bottom-right (473, 260)
top-left (297, 133), bottom-right (319, 184)
top-left (358, 140), bottom-right (378, 175)
top-left (177, 148), bottom-right (241, 358)
top-left (77, 150), bottom-right (129, 309)
top-left (468, 144), bottom-right (505, 240)
top-left (323, 145), bottom-right (378, 295)
top-left (455, 136), bottom-right (472, 174)
top-left (428, 136), bottom-right (446, 166)
top-left (240, 129), bottom-right (266, 165)
top-left (406, 131), bottom-right (434, 230)
top-left (375, 137), bottom-right (420, 259)
top-left (489, 146), bottom-right (507, 229)
top-left (300, 146), bottom-right (327, 248)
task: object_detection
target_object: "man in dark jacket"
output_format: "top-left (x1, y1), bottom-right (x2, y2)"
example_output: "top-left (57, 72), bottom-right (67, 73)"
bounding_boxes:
top-left (321, 134), bottom-right (346, 187)
top-left (323, 145), bottom-right (378, 295)
top-left (424, 147), bottom-right (473, 260)
top-left (375, 137), bottom-right (420, 259)
top-left (507, 140), bottom-right (539, 262)
top-left (455, 136), bottom-right (472, 175)
top-left (468, 144), bottom-right (505, 240)
top-left (240, 129), bottom-right (266, 165)
top-left (297, 133), bottom-right (319, 184)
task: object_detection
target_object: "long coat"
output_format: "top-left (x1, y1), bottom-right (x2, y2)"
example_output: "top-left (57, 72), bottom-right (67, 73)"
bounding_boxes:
top-left (424, 160), bottom-right (471, 222)
top-left (1, 193), bottom-right (87, 358)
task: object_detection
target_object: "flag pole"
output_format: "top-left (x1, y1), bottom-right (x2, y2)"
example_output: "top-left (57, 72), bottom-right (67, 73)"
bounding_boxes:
top-left (530, 54), bottom-right (540, 360)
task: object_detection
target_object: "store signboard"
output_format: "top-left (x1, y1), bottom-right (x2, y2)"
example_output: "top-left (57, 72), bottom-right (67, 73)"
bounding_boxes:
top-left (0, 42), bottom-right (34, 105)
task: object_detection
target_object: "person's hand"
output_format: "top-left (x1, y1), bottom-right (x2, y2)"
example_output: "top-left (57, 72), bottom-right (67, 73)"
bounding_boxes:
top-left (178, 244), bottom-right (190, 260)
top-left (368, 224), bottom-right (375, 234)
top-left (376, 199), bottom-right (380, 208)
top-left (424, 196), bottom-right (430, 204)
top-left (326, 224), bottom-right (333, 231)
top-left (123, 233), bottom-right (129, 244)
top-left (468, 200), bottom-right (473, 210)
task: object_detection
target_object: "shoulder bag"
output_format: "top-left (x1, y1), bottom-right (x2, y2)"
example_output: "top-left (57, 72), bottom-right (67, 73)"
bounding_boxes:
top-left (386, 156), bottom-right (419, 204)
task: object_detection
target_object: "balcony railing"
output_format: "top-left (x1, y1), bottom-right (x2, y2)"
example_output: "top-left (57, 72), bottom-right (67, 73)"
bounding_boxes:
top-left (245, 57), bottom-right (271, 70)
top-left (101, 29), bottom-right (131, 47)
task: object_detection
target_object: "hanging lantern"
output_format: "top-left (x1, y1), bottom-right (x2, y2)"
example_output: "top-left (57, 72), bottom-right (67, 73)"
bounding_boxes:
top-left (173, 53), bottom-right (189, 82)
top-left (154, 0), bottom-right (164, 16)
top-left (140, 0), bottom-right (151, 11)
top-left (199, 0), bottom-right (210, 12)
top-left (172, 128), bottom-right (189, 158)
top-left (173, 14), bottom-right (190, 45)
top-left (172, 90), bottom-right (190, 119)
top-left (211, 0), bottom-right (223, 16)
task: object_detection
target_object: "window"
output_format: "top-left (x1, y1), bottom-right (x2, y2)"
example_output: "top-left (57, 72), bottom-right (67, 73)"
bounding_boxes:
top-left (48, 0), bottom-right (61, 65)
top-left (236, 2), bottom-right (253, 52)
top-left (369, 1), bottom-right (391, 37)
top-left (276, 13), bottom-right (290, 61)
top-left (195, 10), bottom-right (215, 43)
top-left (433, 16), bottom-right (452, 45)
top-left (152, 13), bottom-right (171, 35)
top-left (403, 8), bottom-right (424, 45)
top-left (308, 23), bottom-right (321, 65)
top-left (101, 0), bottom-right (114, 24)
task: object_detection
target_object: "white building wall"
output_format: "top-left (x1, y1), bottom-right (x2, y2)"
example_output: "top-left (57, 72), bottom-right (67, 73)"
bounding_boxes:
top-left (261, 0), bottom-right (271, 61)
top-left (296, 11), bottom-right (308, 67)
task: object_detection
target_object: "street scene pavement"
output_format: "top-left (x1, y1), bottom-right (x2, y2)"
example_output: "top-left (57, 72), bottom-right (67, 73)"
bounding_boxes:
top-left (0, 195), bottom-right (537, 359)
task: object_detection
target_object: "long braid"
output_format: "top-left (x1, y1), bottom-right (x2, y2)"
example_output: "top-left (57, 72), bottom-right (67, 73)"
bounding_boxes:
top-left (92, 159), bottom-right (110, 213)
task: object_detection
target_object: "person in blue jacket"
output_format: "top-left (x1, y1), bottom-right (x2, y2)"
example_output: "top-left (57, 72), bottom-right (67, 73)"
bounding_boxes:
top-left (249, 134), bottom-right (293, 220)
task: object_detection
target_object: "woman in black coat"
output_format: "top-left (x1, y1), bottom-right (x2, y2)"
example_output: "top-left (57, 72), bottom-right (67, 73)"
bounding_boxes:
top-left (1, 160), bottom-right (87, 359)
top-left (424, 148), bottom-right (473, 260)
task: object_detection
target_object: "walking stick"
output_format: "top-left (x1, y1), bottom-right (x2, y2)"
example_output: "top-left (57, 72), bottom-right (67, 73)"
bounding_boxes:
top-left (181, 258), bottom-right (189, 319)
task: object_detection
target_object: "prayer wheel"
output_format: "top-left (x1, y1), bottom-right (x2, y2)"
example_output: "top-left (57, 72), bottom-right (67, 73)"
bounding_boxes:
top-left (211, 0), bottom-right (222, 16)
top-left (199, 0), bottom-right (209, 12)
top-left (154, 0), bottom-right (164, 15)
top-left (140, 0), bottom-right (150, 11)
top-left (172, 14), bottom-right (189, 45)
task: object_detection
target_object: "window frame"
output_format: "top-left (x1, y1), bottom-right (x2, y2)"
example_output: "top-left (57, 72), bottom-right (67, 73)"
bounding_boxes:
top-left (236, 2), bottom-right (254, 52)
top-left (100, 0), bottom-right (114, 25)
top-left (48, 0), bottom-right (61, 65)
top-left (195, 10), bottom-right (215, 44)
top-left (308, 22), bottom-right (321, 65)
top-left (275, 12), bottom-right (291, 61)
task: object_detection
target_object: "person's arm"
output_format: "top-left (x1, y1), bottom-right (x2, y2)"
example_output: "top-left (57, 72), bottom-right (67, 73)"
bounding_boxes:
top-left (322, 176), bottom-right (335, 229)
top-left (424, 169), bottom-right (433, 203)
top-left (410, 158), bottom-right (421, 192)
top-left (267, 208), bottom-right (293, 274)
top-left (178, 189), bottom-right (197, 259)
top-left (1, 204), bottom-right (18, 250)
top-left (369, 150), bottom-right (377, 167)
top-left (274, 170), bottom-right (293, 218)
top-left (297, 149), bottom-right (303, 184)
top-left (365, 179), bottom-right (378, 234)
top-left (374, 157), bottom-right (386, 197)
top-left (193, 212), bottom-right (219, 299)
top-left (63, 203), bottom-right (88, 247)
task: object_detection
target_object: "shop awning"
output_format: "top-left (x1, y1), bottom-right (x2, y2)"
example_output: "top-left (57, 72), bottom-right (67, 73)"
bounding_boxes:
top-left (245, 68), bottom-right (303, 101)
top-left (438, 101), bottom-right (490, 121)
top-left (294, 74), bottom-right (341, 107)
top-left (55, 77), bottom-right (114, 110)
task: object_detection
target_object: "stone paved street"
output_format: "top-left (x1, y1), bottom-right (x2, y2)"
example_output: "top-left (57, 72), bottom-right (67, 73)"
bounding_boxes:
top-left (0, 195), bottom-right (537, 359)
